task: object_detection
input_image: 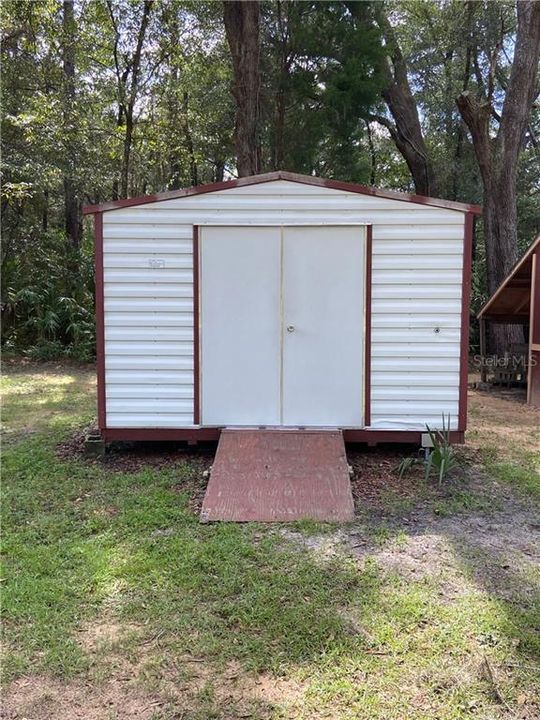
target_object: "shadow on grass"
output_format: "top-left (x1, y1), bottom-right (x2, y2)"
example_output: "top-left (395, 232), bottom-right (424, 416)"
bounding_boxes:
top-left (3, 434), bottom-right (385, 718)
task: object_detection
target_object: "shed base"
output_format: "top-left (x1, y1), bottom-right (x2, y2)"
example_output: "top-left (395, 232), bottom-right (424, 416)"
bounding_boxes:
top-left (101, 428), bottom-right (465, 445)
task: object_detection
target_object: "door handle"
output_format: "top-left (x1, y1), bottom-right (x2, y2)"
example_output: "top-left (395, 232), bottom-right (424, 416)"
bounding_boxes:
top-left (286, 325), bottom-right (295, 333)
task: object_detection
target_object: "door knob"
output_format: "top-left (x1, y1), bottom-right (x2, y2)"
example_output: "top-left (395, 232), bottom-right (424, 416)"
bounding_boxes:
top-left (287, 325), bottom-right (295, 333)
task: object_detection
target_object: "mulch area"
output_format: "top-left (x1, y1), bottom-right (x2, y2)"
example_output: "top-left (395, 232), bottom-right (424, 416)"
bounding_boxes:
top-left (57, 428), bottom-right (433, 517)
top-left (347, 445), bottom-right (429, 509)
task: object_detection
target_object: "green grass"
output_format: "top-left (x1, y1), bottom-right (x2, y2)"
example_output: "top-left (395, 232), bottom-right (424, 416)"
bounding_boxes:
top-left (2, 362), bottom-right (539, 719)
top-left (480, 447), bottom-right (540, 503)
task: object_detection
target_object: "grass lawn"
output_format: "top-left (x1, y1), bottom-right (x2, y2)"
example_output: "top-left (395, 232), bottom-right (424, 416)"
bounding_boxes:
top-left (1, 360), bottom-right (539, 719)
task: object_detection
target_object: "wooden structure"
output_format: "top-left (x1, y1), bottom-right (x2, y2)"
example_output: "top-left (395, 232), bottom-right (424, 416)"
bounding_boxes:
top-left (478, 235), bottom-right (540, 406)
top-left (83, 171), bottom-right (480, 445)
top-left (200, 429), bottom-right (354, 522)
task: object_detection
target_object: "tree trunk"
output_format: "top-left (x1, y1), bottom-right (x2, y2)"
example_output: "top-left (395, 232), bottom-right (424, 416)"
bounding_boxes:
top-left (223, 0), bottom-right (261, 177)
top-left (365, 121), bottom-right (376, 185)
top-left (372, 4), bottom-right (438, 197)
top-left (119, 0), bottom-right (153, 198)
top-left (181, 91), bottom-right (198, 186)
top-left (62, 0), bottom-right (81, 250)
top-left (456, 0), bottom-right (540, 354)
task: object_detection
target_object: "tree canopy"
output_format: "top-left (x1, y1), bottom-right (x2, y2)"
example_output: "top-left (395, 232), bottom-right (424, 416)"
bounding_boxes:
top-left (1, 0), bottom-right (538, 359)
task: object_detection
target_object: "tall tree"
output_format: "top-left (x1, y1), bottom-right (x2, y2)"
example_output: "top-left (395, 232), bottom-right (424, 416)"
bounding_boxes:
top-left (456, 1), bottom-right (540, 349)
top-left (107, 0), bottom-right (154, 198)
top-left (368, 2), bottom-right (439, 196)
top-left (223, 0), bottom-right (261, 176)
top-left (62, 0), bottom-right (81, 249)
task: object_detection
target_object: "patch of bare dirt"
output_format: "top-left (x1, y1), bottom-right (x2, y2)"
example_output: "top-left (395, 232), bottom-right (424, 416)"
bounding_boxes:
top-left (467, 386), bottom-right (540, 456)
top-left (2, 659), bottom-right (306, 720)
top-left (2, 674), bottom-right (173, 720)
top-left (77, 620), bottom-right (143, 654)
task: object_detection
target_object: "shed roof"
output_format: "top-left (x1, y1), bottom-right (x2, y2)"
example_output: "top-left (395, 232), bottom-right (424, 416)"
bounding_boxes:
top-left (478, 235), bottom-right (540, 322)
top-left (82, 170), bottom-right (482, 216)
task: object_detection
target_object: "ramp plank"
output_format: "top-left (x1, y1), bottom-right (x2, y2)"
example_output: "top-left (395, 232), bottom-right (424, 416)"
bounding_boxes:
top-left (200, 429), bottom-right (354, 522)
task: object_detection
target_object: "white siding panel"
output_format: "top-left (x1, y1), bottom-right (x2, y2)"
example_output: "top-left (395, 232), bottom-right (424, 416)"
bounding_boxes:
top-left (372, 285), bottom-right (462, 300)
top-left (105, 327), bottom-right (192, 342)
top-left (104, 269), bottom-right (192, 283)
top-left (105, 209), bottom-right (463, 226)
top-left (103, 226), bottom-right (193, 240)
top-left (371, 372), bottom-right (459, 387)
top-left (371, 343), bottom-right (460, 358)
top-left (105, 298), bottom-right (192, 312)
top-left (104, 255), bottom-right (192, 269)
top-left (372, 314), bottom-right (460, 329)
top-left (106, 312), bottom-right (192, 327)
top-left (372, 387), bottom-right (459, 401)
top-left (101, 179), bottom-right (465, 430)
top-left (105, 356), bottom-right (193, 370)
top-left (104, 239), bottom-right (192, 253)
top-left (105, 283), bottom-right (192, 298)
top-left (106, 341), bottom-right (192, 356)
top-left (373, 254), bottom-right (462, 270)
top-left (106, 370), bottom-right (192, 385)
top-left (107, 386), bottom-right (193, 399)
top-left (103, 216), bottom-right (194, 427)
top-left (373, 269), bottom-right (462, 285)
top-left (370, 218), bottom-right (464, 430)
top-left (107, 398), bottom-right (193, 413)
top-left (107, 414), bottom-right (193, 428)
top-left (374, 357), bottom-right (460, 371)
top-left (372, 327), bottom-right (461, 343)
top-left (372, 298), bottom-right (462, 314)
top-left (373, 225), bottom-right (465, 241)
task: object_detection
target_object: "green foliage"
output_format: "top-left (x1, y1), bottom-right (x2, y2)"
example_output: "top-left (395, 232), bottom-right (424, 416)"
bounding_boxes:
top-left (395, 455), bottom-right (421, 479)
top-left (1, 0), bottom-right (538, 357)
top-left (425, 414), bottom-right (460, 485)
top-left (395, 415), bottom-right (459, 485)
top-left (2, 230), bottom-right (95, 361)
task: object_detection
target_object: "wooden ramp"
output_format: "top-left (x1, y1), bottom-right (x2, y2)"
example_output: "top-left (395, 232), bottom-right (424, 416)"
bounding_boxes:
top-left (200, 429), bottom-right (354, 522)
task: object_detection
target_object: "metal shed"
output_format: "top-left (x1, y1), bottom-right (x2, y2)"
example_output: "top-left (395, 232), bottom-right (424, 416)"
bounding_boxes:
top-left (84, 171), bottom-right (480, 445)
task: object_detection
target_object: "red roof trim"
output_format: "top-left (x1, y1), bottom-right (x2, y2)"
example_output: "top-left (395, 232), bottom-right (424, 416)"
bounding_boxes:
top-left (83, 171), bottom-right (482, 216)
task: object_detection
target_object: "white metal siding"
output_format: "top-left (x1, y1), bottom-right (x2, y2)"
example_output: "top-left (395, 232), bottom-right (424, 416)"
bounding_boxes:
top-left (102, 223), bottom-right (194, 428)
top-left (370, 222), bottom-right (464, 429)
top-left (102, 180), bottom-right (465, 430)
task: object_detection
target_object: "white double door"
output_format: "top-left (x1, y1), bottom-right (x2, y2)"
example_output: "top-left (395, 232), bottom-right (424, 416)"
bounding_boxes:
top-left (200, 225), bottom-right (365, 427)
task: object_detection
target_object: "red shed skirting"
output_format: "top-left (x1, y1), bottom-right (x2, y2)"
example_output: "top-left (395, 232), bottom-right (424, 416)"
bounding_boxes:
top-left (101, 427), bottom-right (464, 445)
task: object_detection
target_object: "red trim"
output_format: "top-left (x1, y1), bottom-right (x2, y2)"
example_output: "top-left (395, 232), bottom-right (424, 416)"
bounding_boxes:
top-left (458, 213), bottom-right (474, 432)
top-left (102, 427), bottom-right (464, 445)
top-left (193, 226), bottom-right (200, 424)
top-left (94, 213), bottom-right (106, 431)
top-left (364, 225), bottom-right (372, 427)
top-left (83, 171), bottom-right (482, 216)
top-left (103, 428), bottom-right (221, 442)
top-left (344, 429), bottom-right (464, 445)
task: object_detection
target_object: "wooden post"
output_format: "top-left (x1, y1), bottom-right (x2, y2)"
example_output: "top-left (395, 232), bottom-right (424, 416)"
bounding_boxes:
top-left (527, 250), bottom-right (540, 405)
top-left (479, 317), bottom-right (487, 383)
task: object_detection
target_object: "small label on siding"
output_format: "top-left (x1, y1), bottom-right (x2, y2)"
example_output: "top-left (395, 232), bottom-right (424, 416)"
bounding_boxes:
top-left (149, 258), bottom-right (165, 268)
